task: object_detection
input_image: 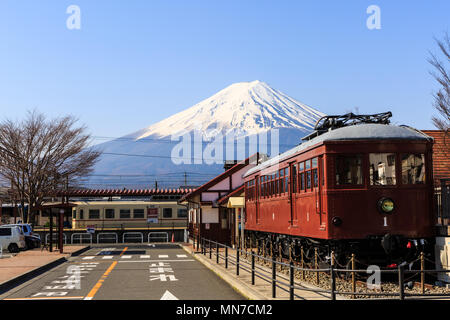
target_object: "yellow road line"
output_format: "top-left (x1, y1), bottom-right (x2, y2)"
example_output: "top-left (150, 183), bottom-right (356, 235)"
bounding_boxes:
top-left (84, 260), bottom-right (118, 300)
top-left (3, 296), bottom-right (84, 300)
top-left (119, 247), bottom-right (128, 257)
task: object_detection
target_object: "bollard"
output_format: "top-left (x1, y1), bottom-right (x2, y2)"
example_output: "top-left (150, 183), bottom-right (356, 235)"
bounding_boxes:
top-left (420, 252), bottom-right (425, 294)
top-left (209, 241), bottom-right (212, 259)
top-left (301, 246), bottom-right (305, 280)
top-left (315, 248), bottom-right (319, 285)
top-left (330, 251), bottom-right (336, 300)
top-left (290, 261), bottom-right (294, 300)
top-left (236, 247), bottom-right (240, 276)
top-left (251, 254), bottom-right (255, 285)
top-left (351, 253), bottom-right (356, 299)
top-left (216, 243), bottom-right (219, 264)
top-left (272, 260), bottom-right (276, 298)
top-left (398, 264), bottom-right (405, 300)
top-left (225, 246), bottom-right (228, 269)
top-left (330, 264), bottom-right (336, 300)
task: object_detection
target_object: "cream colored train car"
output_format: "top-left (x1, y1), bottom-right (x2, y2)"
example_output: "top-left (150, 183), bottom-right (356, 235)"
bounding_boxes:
top-left (71, 201), bottom-right (187, 229)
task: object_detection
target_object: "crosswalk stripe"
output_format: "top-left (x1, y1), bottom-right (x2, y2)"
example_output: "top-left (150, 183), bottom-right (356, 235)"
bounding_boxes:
top-left (102, 256), bottom-right (113, 259)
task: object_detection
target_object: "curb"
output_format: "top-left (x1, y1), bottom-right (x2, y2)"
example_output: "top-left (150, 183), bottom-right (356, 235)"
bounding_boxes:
top-left (0, 245), bottom-right (91, 295)
top-left (179, 244), bottom-right (267, 300)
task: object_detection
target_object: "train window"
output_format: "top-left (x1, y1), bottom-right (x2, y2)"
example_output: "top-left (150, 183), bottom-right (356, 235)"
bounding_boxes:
top-left (178, 209), bottom-right (187, 218)
top-left (133, 209), bottom-right (145, 219)
top-left (335, 155), bottom-right (363, 185)
top-left (105, 209), bottom-right (115, 219)
top-left (369, 153), bottom-right (396, 185)
top-left (89, 209), bottom-right (100, 219)
top-left (292, 164), bottom-right (297, 193)
top-left (313, 169), bottom-right (318, 187)
top-left (284, 170), bottom-right (289, 192)
top-left (72, 210), bottom-right (76, 219)
top-left (306, 171), bottom-right (311, 189)
top-left (401, 154), bottom-right (425, 184)
top-left (163, 208), bottom-right (173, 218)
top-left (300, 172), bottom-right (305, 190)
top-left (79, 209), bottom-right (84, 220)
top-left (312, 157), bottom-right (318, 168)
top-left (299, 162), bottom-right (304, 171)
top-left (120, 209), bottom-right (131, 219)
top-left (305, 160), bottom-right (311, 170)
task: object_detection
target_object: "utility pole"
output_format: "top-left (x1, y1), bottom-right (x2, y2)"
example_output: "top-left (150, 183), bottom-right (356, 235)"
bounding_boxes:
top-left (184, 172), bottom-right (187, 186)
top-left (155, 180), bottom-right (158, 190)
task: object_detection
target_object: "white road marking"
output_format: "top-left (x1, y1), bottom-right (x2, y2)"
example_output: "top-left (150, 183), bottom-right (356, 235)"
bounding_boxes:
top-left (176, 254), bottom-right (187, 258)
top-left (119, 259), bottom-right (194, 263)
top-left (160, 290), bottom-right (178, 300)
top-left (82, 256), bottom-right (95, 260)
top-left (121, 255), bottom-right (132, 259)
top-left (102, 256), bottom-right (113, 259)
top-left (140, 255), bottom-right (150, 259)
top-left (158, 255), bottom-right (168, 258)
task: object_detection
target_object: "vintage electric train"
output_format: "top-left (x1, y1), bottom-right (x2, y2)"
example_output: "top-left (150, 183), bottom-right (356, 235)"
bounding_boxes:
top-left (243, 112), bottom-right (435, 266)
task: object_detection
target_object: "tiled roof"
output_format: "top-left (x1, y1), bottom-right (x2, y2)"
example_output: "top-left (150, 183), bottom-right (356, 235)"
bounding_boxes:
top-left (422, 130), bottom-right (450, 185)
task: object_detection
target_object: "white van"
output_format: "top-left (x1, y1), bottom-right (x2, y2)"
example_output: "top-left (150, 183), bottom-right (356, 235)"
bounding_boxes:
top-left (0, 226), bottom-right (26, 253)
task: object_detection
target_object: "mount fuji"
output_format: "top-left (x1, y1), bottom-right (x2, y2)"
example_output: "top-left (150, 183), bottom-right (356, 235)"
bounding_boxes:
top-left (89, 81), bottom-right (325, 188)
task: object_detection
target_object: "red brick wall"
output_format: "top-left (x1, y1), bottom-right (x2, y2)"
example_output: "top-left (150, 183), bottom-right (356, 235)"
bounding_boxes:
top-left (422, 130), bottom-right (450, 185)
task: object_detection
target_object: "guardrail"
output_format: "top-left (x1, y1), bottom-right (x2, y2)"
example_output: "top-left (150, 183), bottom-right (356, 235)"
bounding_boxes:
top-left (71, 233), bottom-right (93, 244)
top-left (148, 232), bottom-right (169, 243)
top-left (45, 233), bottom-right (67, 245)
top-left (97, 233), bottom-right (118, 244)
top-left (201, 238), bottom-right (450, 300)
top-left (123, 232), bottom-right (143, 243)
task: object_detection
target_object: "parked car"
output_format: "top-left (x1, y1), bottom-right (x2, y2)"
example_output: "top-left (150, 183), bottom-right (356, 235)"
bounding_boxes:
top-left (1, 224), bottom-right (41, 249)
top-left (0, 225), bottom-right (26, 253)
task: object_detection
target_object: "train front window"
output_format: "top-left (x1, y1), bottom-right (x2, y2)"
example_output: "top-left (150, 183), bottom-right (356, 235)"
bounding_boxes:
top-left (401, 153), bottom-right (425, 184)
top-left (79, 209), bottom-right (84, 219)
top-left (369, 153), bottom-right (396, 186)
top-left (335, 155), bottom-right (363, 186)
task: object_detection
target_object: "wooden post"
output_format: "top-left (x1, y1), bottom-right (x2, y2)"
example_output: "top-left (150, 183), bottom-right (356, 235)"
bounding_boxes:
top-left (315, 248), bottom-right (319, 285)
top-left (420, 252), bottom-right (425, 294)
top-left (330, 251), bottom-right (336, 300)
top-left (398, 264), bottom-right (405, 300)
top-left (351, 253), bottom-right (356, 299)
top-left (301, 246), bottom-right (305, 280)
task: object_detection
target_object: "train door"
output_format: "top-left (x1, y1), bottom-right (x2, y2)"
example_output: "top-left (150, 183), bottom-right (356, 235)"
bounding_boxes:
top-left (312, 157), bottom-right (322, 225)
top-left (289, 162), bottom-right (297, 225)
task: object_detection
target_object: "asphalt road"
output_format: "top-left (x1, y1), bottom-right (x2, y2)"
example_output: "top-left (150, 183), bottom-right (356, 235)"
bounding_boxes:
top-left (0, 244), bottom-right (244, 300)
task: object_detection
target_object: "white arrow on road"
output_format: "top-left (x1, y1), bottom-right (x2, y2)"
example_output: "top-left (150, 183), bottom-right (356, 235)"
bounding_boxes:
top-left (160, 290), bottom-right (178, 300)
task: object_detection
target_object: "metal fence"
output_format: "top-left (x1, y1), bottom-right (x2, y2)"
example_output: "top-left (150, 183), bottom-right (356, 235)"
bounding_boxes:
top-left (122, 232), bottom-right (143, 243)
top-left (97, 232), bottom-right (118, 244)
top-left (148, 232), bottom-right (169, 243)
top-left (71, 233), bottom-right (93, 244)
top-left (45, 233), bottom-right (67, 245)
top-left (201, 238), bottom-right (450, 300)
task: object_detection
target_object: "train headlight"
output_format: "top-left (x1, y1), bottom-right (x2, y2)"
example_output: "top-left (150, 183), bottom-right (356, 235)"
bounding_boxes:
top-left (378, 197), bottom-right (394, 214)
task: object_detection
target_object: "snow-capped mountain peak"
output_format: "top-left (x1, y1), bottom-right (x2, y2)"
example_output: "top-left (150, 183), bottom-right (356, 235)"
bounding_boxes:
top-left (133, 80), bottom-right (325, 140)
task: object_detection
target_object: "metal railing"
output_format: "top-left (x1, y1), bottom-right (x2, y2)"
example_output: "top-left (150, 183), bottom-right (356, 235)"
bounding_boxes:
top-left (97, 232), bottom-right (118, 244)
top-left (71, 233), bottom-right (93, 244)
top-left (201, 238), bottom-right (450, 300)
top-left (148, 232), bottom-right (169, 243)
top-left (45, 233), bottom-right (67, 245)
top-left (122, 232), bottom-right (143, 243)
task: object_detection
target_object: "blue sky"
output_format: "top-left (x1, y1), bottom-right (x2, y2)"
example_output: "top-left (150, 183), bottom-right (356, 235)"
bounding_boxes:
top-left (0, 1), bottom-right (448, 140)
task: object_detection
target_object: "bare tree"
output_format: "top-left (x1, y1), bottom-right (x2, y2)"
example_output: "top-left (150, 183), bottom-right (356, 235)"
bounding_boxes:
top-left (428, 32), bottom-right (450, 134)
top-left (0, 111), bottom-right (101, 223)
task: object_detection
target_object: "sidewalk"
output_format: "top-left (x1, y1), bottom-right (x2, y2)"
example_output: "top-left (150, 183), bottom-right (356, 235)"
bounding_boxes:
top-left (181, 242), bottom-right (342, 300)
top-left (0, 245), bottom-right (89, 289)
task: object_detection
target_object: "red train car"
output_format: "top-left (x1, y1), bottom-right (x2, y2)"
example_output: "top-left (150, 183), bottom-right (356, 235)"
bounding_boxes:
top-left (243, 113), bottom-right (435, 265)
